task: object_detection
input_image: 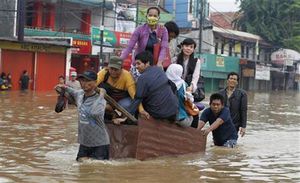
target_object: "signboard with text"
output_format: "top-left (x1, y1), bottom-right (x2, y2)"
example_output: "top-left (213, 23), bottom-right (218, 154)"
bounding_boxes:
top-left (72, 39), bottom-right (91, 54)
top-left (91, 27), bottom-right (131, 48)
top-left (255, 65), bottom-right (270, 80)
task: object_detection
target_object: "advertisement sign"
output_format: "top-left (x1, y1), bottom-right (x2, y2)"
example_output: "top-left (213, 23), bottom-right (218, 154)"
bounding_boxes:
top-left (216, 56), bottom-right (225, 67)
top-left (242, 68), bottom-right (255, 77)
top-left (271, 49), bottom-right (300, 65)
top-left (72, 39), bottom-right (91, 54)
top-left (91, 27), bottom-right (131, 48)
top-left (255, 64), bottom-right (270, 80)
top-left (115, 3), bottom-right (137, 33)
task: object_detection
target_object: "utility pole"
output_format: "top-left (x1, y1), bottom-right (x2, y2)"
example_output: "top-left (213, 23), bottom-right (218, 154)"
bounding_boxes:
top-left (17, 0), bottom-right (25, 41)
top-left (99, 0), bottom-right (106, 70)
top-left (173, 0), bottom-right (176, 20)
top-left (135, 0), bottom-right (139, 27)
top-left (198, 0), bottom-right (204, 55)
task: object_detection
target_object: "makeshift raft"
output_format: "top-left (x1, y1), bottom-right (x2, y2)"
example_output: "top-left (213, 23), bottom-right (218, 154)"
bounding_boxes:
top-left (107, 117), bottom-right (207, 160)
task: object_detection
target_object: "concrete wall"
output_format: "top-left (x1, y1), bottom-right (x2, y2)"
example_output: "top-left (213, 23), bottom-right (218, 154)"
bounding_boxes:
top-left (0, 0), bottom-right (17, 37)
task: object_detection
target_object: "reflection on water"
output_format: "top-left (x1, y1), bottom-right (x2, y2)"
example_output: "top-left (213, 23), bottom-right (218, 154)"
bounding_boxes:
top-left (0, 91), bottom-right (299, 182)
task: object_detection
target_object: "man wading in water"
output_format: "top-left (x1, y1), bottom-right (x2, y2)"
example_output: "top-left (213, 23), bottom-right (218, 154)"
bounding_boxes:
top-left (55, 71), bottom-right (110, 161)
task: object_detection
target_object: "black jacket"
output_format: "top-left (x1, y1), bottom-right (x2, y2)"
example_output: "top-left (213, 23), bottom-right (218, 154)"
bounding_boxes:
top-left (219, 88), bottom-right (248, 130)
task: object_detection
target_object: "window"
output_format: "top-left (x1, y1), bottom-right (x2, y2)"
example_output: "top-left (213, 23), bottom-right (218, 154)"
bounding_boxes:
top-left (25, 2), bottom-right (34, 27)
top-left (215, 42), bottom-right (218, 54)
top-left (241, 45), bottom-right (245, 58)
top-left (246, 46), bottom-right (249, 58)
top-left (229, 44), bottom-right (233, 56)
top-left (221, 43), bottom-right (224, 54)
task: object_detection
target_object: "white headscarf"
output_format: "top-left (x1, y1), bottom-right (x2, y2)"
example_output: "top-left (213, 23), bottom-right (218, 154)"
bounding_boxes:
top-left (166, 64), bottom-right (185, 90)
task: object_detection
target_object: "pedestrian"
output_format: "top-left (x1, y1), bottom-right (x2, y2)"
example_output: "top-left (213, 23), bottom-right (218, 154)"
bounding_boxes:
top-left (197, 93), bottom-right (238, 148)
top-left (58, 75), bottom-right (65, 85)
top-left (166, 64), bottom-right (194, 127)
top-left (6, 73), bottom-right (12, 89)
top-left (120, 6), bottom-right (169, 79)
top-left (66, 71), bottom-right (81, 90)
top-left (0, 72), bottom-right (8, 90)
top-left (97, 56), bottom-right (144, 118)
top-left (127, 51), bottom-right (178, 121)
top-left (164, 21), bottom-right (179, 59)
top-left (19, 70), bottom-right (30, 91)
top-left (172, 38), bottom-right (203, 128)
top-left (219, 72), bottom-right (247, 137)
top-left (55, 70), bottom-right (110, 161)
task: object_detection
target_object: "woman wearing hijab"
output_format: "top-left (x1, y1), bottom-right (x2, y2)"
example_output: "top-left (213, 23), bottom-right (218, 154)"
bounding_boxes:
top-left (166, 64), bottom-right (194, 127)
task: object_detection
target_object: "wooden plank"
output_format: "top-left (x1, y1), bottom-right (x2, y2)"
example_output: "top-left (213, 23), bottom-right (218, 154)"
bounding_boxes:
top-left (55, 86), bottom-right (137, 122)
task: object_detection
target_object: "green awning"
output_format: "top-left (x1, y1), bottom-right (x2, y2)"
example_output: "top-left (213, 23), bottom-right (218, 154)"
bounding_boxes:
top-left (202, 71), bottom-right (228, 79)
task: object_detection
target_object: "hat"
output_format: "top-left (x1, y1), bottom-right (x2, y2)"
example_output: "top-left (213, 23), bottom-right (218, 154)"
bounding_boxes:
top-left (70, 71), bottom-right (77, 77)
top-left (108, 56), bottom-right (123, 69)
top-left (77, 70), bottom-right (97, 81)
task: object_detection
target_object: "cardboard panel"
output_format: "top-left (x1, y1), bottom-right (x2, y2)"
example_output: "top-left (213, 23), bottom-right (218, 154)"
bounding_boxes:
top-left (107, 124), bottom-right (139, 159)
top-left (136, 117), bottom-right (207, 160)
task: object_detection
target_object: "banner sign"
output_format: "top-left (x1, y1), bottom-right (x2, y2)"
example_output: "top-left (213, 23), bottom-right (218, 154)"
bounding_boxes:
top-left (271, 49), bottom-right (300, 65)
top-left (255, 65), bottom-right (270, 80)
top-left (72, 39), bottom-right (91, 54)
top-left (115, 3), bottom-right (137, 33)
top-left (216, 56), bottom-right (225, 67)
top-left (91, 27), bottom-right (131, 48)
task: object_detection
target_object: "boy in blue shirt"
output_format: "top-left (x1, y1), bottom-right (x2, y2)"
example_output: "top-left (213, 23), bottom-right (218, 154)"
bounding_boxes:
top-left (198, 93), bottom-right (238, 148)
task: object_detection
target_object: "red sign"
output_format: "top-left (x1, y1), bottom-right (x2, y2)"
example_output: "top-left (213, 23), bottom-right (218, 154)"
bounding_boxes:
top-left (115, 32), bottom-right (132, 47)
top-left (72, 39), bottom-right (91, 55)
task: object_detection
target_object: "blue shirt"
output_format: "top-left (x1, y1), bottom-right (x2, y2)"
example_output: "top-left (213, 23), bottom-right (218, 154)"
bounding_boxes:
top-left (177, 85), bottom-right (189, 120)
top-left (129, 66), bottom-right (178, 119)
top-left (200, 107), bottom-right (238, 146)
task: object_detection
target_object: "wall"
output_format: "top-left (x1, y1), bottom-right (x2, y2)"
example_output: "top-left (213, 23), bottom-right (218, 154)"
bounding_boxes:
top-left (35, 52), bottom-right (66, 91)
top-left (0, 0), bottom-right (17, 37)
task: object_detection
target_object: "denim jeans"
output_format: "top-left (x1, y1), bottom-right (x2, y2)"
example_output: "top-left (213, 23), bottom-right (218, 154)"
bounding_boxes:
top-left (223, 139), bottom-right (237, 148)
top-left (118, 97), bottom-right (133, 111)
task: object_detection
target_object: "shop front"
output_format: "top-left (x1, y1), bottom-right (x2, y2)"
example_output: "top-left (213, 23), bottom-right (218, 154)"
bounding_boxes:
top-left (0, 39), bottom-right (69, 91)
top-left (200, 53), bottom-right (240, 93)
top-left (271, 49), bottom-right (300, 90)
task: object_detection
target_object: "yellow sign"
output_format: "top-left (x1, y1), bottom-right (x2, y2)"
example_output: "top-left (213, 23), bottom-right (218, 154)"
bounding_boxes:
top-left (0, 40), bottom-right (67, 54)
top-left (216, 56), bottom-right (225, 67)
top-left (234, 43), bottom-right (241, 53)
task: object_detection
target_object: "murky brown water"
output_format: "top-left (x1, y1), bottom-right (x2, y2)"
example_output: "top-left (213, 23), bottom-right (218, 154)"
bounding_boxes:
top-left (0, 90), bottom-right (299, 183)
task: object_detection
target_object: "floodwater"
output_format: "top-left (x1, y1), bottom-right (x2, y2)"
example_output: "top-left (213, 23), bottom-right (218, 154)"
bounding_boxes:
top-left (0, 90), bottom-right (299, 183)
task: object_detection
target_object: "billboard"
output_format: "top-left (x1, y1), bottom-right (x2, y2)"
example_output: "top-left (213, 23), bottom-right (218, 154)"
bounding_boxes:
top-left (91, 27), bottom-right (131, 48)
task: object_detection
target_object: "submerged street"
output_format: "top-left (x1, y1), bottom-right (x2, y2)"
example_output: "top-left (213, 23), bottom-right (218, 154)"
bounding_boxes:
top-left (0, 91), bottom-right (299, 182)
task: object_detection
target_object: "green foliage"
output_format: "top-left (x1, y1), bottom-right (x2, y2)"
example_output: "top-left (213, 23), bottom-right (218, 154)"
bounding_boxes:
top-left (234, 0), bottom-right (300, 52)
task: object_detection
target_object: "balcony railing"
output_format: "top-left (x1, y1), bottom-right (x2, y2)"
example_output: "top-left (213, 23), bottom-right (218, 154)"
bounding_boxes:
top-left (24, 26), bottom-right (91, 40)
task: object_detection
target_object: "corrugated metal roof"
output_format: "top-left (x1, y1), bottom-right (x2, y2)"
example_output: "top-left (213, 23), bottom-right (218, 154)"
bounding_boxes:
top-left (213, 26), bottom-right (271, 46)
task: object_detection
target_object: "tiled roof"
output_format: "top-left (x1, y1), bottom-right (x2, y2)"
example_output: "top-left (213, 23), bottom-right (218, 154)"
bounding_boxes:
top-left (210, 12), bottom-right (237, 30)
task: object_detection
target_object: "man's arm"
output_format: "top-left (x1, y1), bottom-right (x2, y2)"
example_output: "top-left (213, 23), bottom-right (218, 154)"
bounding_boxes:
top-left (96, 69), bottom-right (107, 86)
top-left (240, 91), bottom-right (248, 136)
top-left (202, 118), bottom-right (224, 136)
top-left (197, 121), bottom-right (206, 130)
top-left (125, 72), bottom-right (145, 113)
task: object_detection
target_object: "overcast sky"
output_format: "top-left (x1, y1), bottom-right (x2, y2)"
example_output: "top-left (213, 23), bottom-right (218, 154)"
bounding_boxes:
top-left (208, 0), bottom-right (240, 12)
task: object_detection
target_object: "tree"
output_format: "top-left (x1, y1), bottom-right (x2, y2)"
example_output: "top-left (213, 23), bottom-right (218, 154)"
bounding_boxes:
top-left (234, 0), bottom-right (300, 52)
